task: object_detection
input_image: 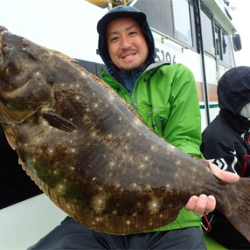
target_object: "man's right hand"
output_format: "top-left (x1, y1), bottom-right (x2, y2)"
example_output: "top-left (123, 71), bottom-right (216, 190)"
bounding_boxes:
top-left (185, 162), bottom-right (239, 216)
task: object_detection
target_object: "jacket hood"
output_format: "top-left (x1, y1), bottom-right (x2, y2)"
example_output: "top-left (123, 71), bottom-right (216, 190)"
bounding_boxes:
top-left (97, 5), bottom-right (155, 79)
top-left (218, 66), bottom-right (250, 132)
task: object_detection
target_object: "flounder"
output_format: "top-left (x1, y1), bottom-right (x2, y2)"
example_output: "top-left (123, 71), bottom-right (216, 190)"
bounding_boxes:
top-left (1, 26), bottom-right (250, 241)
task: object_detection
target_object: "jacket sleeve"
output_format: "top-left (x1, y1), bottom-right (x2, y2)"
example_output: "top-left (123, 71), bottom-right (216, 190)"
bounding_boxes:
top-left (201, 132), bottom-right (243, 176)
top-left (163, 64), bottom-right (203, 158)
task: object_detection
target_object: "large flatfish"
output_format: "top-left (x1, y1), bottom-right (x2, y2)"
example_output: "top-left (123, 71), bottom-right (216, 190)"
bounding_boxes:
top-left (0, 26), bottom-right (250, 241)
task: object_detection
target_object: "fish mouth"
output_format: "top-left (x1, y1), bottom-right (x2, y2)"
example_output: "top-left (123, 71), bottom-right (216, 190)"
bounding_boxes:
top-left (3, 78), bottom-right (31, 100)
top-left (0, 26), bottom-right (8, 50)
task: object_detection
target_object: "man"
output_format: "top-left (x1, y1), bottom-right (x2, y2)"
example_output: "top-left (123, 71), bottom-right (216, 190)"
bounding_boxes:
top-left (201, 66), bottom-right (250, 249)
top-left (28, 5), bottom-right (238, 250)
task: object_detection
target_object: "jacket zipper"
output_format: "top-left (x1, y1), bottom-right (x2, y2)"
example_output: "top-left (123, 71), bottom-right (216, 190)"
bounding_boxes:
top-left (102, 63), bottom-right (166, 110)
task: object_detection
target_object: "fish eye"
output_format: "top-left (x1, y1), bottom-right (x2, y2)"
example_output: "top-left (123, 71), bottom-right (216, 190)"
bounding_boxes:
top-left (21, 38), bottom-right (30, 46)
top-left (2, 46), bottom-right (11, 56)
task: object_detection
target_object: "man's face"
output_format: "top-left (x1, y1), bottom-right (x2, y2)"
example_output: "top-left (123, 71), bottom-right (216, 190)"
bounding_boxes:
top-left (106, 17), bottom-right (149, 74)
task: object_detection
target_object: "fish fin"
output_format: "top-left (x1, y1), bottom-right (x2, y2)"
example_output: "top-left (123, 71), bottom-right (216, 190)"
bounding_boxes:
top-left (40, 111), bottom-right (77, 132)
top-left (218, 178), bottom-right (250, 243)
top-left (47, 48), bottom-right (78, 63)
top-left (72, 63), bottom-right (126, 98)
top-left (194, 158), bottom-right (210, 168)
top-left (1, 124), bottom-right (17, 150)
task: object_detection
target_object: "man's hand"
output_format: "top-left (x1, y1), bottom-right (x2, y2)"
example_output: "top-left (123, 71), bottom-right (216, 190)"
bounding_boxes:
top-left (185, 162), bottom-right (240, 216)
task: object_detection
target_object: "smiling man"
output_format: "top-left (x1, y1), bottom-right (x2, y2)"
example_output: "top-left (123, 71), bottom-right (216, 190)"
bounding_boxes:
top-left (28, 5), bottom-right (239, 250)
top-left (106, 17), bottom-right (148, 73)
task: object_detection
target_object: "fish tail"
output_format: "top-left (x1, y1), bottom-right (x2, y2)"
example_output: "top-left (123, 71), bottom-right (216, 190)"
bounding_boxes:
top-left (217, 178), bottom-right (250, 243)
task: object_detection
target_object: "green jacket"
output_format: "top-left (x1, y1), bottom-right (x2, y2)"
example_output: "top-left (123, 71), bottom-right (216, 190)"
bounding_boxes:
top-left (101, 62), bottom-right (203, 231)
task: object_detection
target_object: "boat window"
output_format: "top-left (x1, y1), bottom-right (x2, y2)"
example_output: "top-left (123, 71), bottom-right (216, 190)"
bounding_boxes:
top-left (133, 0), bottom-right (174, 38)
top-left (215, 28), bottom-right (222, 60)
top-left (172, 0), bottom-right (193, 47)
top-left (200, 7), bottom-right (215, 55)
top-left (221, 32), bottom-right (234, 67)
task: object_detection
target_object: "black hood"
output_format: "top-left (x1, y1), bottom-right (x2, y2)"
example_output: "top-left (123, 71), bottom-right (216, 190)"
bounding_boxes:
top-left (218, 66), bottom-right (250, 132)
top-left (97, 5), bottom-right (155, 79)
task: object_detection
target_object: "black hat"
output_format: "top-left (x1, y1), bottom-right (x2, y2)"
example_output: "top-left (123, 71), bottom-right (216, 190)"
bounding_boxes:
top-left (97, 5), bottom-right (155, 81)
top-left (97, 6), bottom-right (147, 36)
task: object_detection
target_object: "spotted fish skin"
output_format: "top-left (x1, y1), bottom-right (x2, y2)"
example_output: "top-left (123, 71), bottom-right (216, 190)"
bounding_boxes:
top-left (1, 26), bottom-right (250, 240)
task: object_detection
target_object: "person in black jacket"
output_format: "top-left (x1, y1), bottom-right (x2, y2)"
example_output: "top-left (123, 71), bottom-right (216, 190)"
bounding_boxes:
top-left (201, 66), bottom-right (250, 250)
